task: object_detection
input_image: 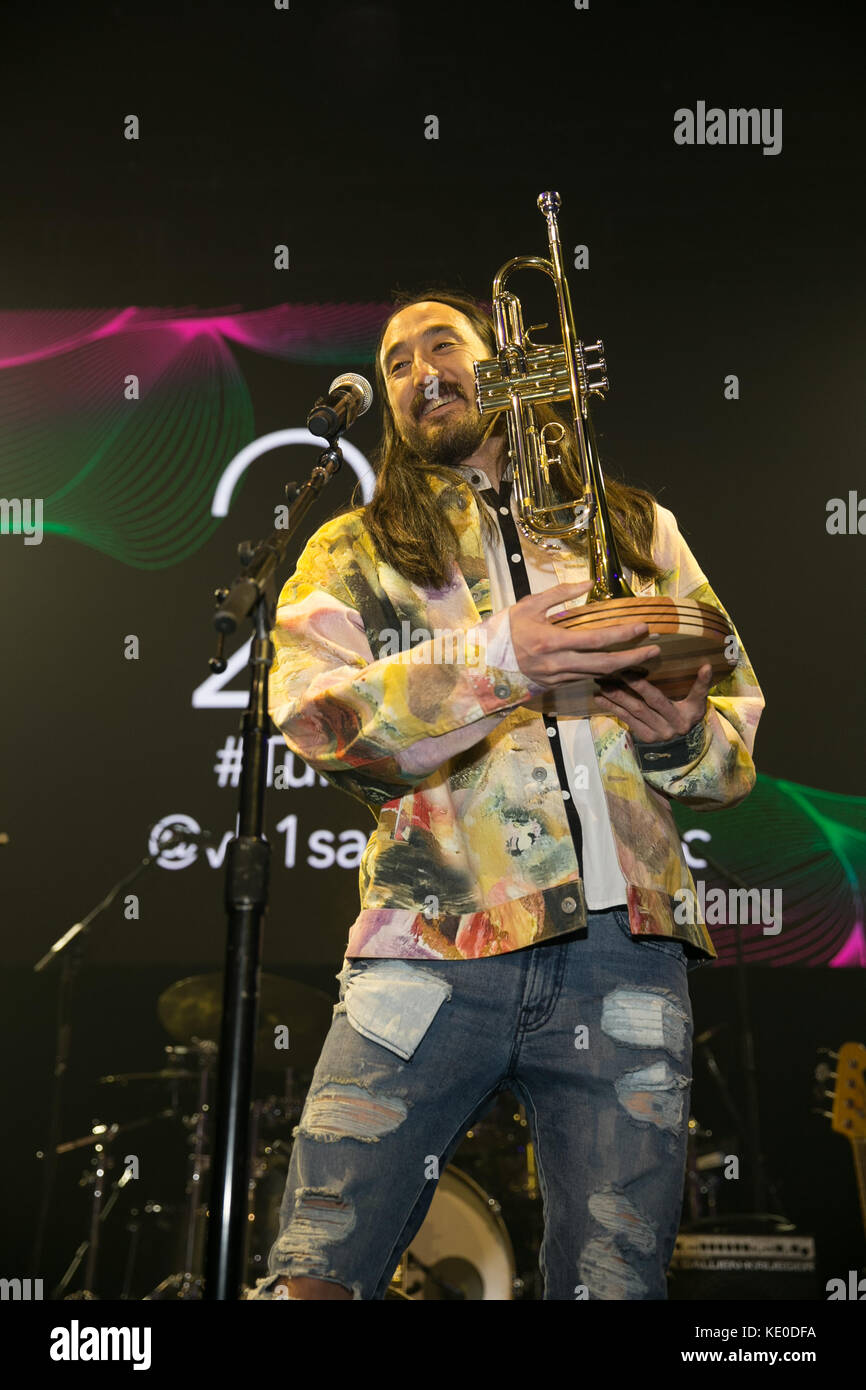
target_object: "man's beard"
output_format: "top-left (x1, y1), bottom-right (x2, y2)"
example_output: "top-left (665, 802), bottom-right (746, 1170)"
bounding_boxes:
top-left (402, 393), bottom-right (491, 469)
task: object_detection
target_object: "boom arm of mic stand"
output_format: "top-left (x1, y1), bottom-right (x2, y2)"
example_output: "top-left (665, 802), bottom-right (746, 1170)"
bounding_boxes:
top-left (211, 443), bottom-right (344, 642)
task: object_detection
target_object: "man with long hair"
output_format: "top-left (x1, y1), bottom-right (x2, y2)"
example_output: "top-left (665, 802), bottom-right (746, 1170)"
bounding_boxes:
top-left (247, 289), bottom-right (764, 1301)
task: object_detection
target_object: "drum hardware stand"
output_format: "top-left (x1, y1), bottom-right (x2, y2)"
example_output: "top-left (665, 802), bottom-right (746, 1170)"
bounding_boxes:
top-left (694, 1024), bottom-right (750, 1142)
top-left (141, 1040), bottom-right (224, 1301)
top-left (243, 1093), bottom-right (273, 1284)
top-left (145, 1040), bottom-right (218, 1298)
top-left (204, 439), bottom-right (346, 1301)
top-left (399, 1251), bottom-right (468, 1300)
top-left (686, 849), bottom-right (788, 1228)
top-left (120, 1211), bottom-right (143, 1301)
top-left (683, 1110), bottom-right (734, 1224)
top-left (50, 1111), bottom-right (172, 1299)
top-left (30, 851), bottom-right (173, 1281)
top-left (180, 1040), bottom-right (217, 1278)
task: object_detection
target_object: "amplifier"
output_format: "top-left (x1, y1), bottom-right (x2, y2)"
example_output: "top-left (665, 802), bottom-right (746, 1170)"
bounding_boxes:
top-left (668, 1232), bottom-right (817, 1300)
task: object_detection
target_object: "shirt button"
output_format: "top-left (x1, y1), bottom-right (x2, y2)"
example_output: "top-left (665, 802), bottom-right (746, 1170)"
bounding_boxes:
top-left (499, 506), bottom-right (509, 516)
top-left (494, 683), bottom-right (511, 699)
top-left (472, 474), bottom-right (483, 485)
top-left (546, 726), bottom-right (557, 737)
top-left (561, 896), bottom-right (577, 914)
top-left (510, 553), bottom-right (522, 564)
top-left (562, 790), bottom-right (571, 800)
top-left (532, 766), bottom-right (547, 781)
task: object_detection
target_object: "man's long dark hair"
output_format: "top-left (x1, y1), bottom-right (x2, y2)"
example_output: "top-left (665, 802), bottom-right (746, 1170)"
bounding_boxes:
top-left (346, 288), bottom-right (665, 590)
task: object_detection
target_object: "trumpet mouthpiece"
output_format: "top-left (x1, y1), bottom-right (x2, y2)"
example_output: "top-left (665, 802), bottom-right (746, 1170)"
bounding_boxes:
top-left (538, 191), bottom-right (561, 215)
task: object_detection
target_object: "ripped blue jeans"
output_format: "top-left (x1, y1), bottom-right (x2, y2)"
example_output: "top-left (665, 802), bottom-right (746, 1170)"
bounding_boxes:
top-left (247, 907), bottom-right (693, 1300)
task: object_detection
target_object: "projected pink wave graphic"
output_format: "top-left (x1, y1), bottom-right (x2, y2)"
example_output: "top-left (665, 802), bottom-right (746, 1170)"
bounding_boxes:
top-left (0, 303), bottom-right (391, 567)
top-left (0, 303), bottom-right (392, 369)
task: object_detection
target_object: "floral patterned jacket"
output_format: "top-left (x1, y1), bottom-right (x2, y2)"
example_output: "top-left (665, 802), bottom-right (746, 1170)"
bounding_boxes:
top-left (268, 472), bottom-right (764, 961)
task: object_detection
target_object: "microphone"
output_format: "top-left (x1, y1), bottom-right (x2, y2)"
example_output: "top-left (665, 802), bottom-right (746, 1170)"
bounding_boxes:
top-left (307, 372), bottom-right (373, 441)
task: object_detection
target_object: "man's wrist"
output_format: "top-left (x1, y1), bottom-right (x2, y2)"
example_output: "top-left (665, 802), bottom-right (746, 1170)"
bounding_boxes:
top-left (633, 714), bottom-right (708, 771)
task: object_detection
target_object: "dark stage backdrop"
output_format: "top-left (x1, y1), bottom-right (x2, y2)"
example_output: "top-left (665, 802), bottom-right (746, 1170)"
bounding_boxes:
top-left (1, 0), bottom-right (864, 1302)
top-left (1, 0), bottom-right (863, 973)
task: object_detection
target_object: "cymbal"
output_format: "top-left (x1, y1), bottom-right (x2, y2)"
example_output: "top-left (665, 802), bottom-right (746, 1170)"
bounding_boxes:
top-left (157, 972), bottom-right (333, 1071)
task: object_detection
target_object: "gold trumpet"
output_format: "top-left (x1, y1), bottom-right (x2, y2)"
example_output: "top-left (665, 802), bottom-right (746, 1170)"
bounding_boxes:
top-left (473, 190), bottom-right (737, 699)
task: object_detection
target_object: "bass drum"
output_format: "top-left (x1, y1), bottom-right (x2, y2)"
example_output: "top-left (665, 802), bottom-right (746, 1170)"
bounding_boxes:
top-left (396, 1165), bottom-right (517, 1301)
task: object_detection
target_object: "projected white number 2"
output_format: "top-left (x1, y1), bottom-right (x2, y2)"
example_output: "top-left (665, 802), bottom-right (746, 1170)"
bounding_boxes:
top-left (193, 429), bottom-right (375, 710)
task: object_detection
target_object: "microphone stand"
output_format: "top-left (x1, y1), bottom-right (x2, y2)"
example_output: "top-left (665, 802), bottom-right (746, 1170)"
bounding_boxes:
top-left (203, 439), bottom-right (345, 1301)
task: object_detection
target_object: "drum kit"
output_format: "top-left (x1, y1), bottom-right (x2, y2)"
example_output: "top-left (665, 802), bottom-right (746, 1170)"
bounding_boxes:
top-left (50, 971), bottom-right (543, 1300)
top-left (51, 969), bottom-right (726, 1300)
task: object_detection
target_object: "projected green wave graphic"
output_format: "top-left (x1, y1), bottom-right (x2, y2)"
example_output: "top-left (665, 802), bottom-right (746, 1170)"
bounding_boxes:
top-left (0, 304), bottom-right (389, 569)
top-left (672, 777), bottom-right (866, 967)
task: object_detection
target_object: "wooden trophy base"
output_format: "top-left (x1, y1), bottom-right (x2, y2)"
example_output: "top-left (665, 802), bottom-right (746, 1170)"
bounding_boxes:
top-left (533, 596), bottom-right (737, 714)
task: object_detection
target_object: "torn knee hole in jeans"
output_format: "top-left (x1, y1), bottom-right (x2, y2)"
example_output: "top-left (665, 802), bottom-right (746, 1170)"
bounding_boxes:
top-left (270, 1187), bottom-right (356, 1276)
top-left (614, 1059), bottom-right (689, 1132)
top-left (588, 1186), bottom-right (656, 1254)
top-left (299, 1079), bottom-right (408, 1142)
top-left (579, 1235), bottom-right (649, 1300)
top-left (580, 1187), bottom-right (657, 1299)
top-left (600, 987), bottom-right (689, 1059)
top-left (599, 988), bottom-right (690, 1133)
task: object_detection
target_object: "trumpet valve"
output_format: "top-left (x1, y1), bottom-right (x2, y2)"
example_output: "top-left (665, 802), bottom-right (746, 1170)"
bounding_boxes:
top-left (538, 421), bottom-right (564, 485)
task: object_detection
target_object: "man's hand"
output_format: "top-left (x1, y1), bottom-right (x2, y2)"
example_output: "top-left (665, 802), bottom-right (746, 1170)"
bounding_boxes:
top-left (510, 581), bottom-right (662, 687)
top-left (594, 663), bottom-right (714, 743)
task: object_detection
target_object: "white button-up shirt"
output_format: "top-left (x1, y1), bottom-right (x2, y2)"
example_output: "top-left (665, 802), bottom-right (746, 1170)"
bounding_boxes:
top-left (453, 460), bottom-right (630, 909)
